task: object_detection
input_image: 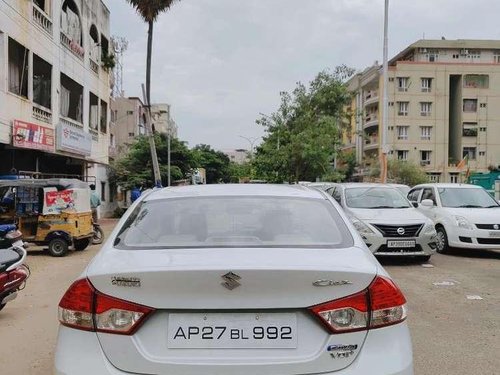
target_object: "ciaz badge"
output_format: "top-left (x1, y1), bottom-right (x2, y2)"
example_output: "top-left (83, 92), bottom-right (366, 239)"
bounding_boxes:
top-left (327, 344), bottom-right (358, 359)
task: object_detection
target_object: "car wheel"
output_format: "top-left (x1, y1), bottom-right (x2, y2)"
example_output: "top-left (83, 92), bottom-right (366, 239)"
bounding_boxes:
top-left (74, 238), bottom-right (91, 251)
top-left (435, 226), bottom-right (450, 254)
top-left (48, 238), bottom-right (69, 257)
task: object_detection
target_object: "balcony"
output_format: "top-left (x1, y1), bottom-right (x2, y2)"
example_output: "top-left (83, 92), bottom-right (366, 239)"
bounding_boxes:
top-left (364, 137), bottom-right (379, 151)
top-left (89, 58), bottom-right (99, 75)
top-left (32, 105), bottom-right (52, 124)
top-left (60, 32), bottom-right (84, 60)
top-left (60, 116), bottom-right (83, 130)
top-left (364, 113), bottom-right (379, 129)
top-left (32, 4), bottom-right (52, 35)
top-left (462, 128), bottom-right (478, 137)
top-left (89, 127), bottom-right (99, 141)
top-left (364, 90), bottom-right (379, 106)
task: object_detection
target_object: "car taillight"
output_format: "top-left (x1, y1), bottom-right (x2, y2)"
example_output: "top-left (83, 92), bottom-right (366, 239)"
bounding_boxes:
top-left (58, 278), bottom-right (154, 335)
top-left (310, 276), bottom-right (407, 334)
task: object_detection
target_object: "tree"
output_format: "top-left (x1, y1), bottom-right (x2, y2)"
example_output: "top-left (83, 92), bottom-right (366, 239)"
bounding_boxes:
top-left (370, 159), bottom-right (429, 186)
top-left (253, 65), bottom-right (355, 183)
top-left (192, 144), bottom-right (231, 184)
top-left (111, 134), bottom-right (194, 189)
top-left (125, 0), bottom-right (181, 186)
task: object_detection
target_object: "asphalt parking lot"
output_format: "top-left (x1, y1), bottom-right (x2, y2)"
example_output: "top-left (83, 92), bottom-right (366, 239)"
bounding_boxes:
top-left (0, 220), bottom-right (498, 375)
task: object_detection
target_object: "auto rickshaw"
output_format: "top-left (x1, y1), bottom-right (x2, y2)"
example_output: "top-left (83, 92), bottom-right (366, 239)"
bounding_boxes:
top-left (0, 179), bottom-right (94, 257)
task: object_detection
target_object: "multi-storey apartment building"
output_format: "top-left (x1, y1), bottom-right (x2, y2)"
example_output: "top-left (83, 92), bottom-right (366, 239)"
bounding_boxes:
top-left (347, 39), bottom-right (500, 182)
top-left (151, 103), bottom-right (178, 138)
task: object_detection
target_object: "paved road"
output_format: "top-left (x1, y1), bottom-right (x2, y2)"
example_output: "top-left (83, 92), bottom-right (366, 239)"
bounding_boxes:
top-left (0, 224), bottom-right (498, 374)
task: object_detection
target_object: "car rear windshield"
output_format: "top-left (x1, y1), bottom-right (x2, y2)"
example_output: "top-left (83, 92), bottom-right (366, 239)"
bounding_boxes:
top-left (438, 187), bottom-right (499, 208)
top-left (115, 196), bottom-right (353, 249)
top-left (345, 187), bottom-right (411, 209)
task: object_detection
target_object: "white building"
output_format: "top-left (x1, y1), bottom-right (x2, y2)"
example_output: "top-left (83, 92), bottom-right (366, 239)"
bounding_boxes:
top-left (0, 0), bottom-right (112, 215)
top-left (223, 149), bottom-right (249, 164)
top-left (151, 103), bottom-right (178, 137)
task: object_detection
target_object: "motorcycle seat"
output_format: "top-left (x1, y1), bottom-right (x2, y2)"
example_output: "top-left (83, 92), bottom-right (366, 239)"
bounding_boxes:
top-left (0, 249), bottom-right (21, 273)
top-left (0, 224), bottom-right (16, 236)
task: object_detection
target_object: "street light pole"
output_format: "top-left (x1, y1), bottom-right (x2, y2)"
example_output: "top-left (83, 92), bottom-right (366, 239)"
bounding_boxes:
top-left (380, 0), bottom-right (389, 183)
top-left (239, 135), bottom-right (260, 158)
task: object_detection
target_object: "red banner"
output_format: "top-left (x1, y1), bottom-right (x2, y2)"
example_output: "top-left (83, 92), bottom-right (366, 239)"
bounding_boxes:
top-left (13, 120), bottom-right (55, 152)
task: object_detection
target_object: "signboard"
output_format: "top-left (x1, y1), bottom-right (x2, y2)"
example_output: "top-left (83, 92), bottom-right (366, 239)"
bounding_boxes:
top-left (12, 120), bottom-right (55, 152)
top-left (43, 188), bottom-right (91, 215)
top-left (56, 123), bottom-right (92, 156)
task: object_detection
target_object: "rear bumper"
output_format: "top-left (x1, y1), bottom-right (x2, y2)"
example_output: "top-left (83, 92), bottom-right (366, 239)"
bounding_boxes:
top-left (54, 323), bottom-right (413, 375)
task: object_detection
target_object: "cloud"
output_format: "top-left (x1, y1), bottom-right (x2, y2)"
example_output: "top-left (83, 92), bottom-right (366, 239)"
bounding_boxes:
top-left (106, 0), bottom-right (500, 149)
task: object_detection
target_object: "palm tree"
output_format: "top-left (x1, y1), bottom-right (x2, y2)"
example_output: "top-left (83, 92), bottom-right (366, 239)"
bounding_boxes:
top-left (126, 0), bottom-right (180, 186)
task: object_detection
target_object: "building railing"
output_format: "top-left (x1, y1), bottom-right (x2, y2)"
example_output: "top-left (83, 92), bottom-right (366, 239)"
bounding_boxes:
top-left (32, 4), bottom-right (52, 35)
top-left (60, 32), bottom-right (84, 60)
top-left (89, 127), bottom-right (99, 141)
top-left (32, 105), bottom-right (52, 124)
top-left (89, 58), bottom-right (99, 75)
top-left (60, 116), bottom-right (83, 129)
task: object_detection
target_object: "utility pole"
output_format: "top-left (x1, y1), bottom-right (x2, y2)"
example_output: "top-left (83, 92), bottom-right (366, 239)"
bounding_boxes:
top-left (380, 0), bottom-right (390, 183)
top-left (141, 84), bottom-right (162, 187)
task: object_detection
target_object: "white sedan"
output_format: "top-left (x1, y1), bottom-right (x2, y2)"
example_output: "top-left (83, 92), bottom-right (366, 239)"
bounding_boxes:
top-left (408, 183), bottom-right (500, 253)
top-left (55, 184), bottom-right (413, 375)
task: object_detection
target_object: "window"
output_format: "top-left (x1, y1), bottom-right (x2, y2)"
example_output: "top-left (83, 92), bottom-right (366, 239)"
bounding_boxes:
top-left (464, 74), bottom-right (489, 89)
top-left (388, 77), bottom-right (394, 82)
top-left (420, 102), bottom-right (432, 116)
top-left (127, 110), bottom-right (134, 115)
top-left (61, 0), bottom-right (82, 46)
top-left (450, 174), bottom-right (459, 184)
top-left (8, 38), bottom-right (29, 98)
top-left (398, 101), bottom-right (409, 116)
top-left (100, 182), bottom-right (106, 201)
top-left (480, 127), bottom-right (487, 132)
top-left (479, 151), bottom-right (486, 157)
top-left (397, 77), bottom-right (409, 92)
top-left (100, 100), bottom-right (108, 133)
top-left (89, 92), bottom-right (99, 131)
top-left (421, 188), bottom-right (436, 205)
top-left (420, 126), bottom-right (432, 140)
top-left (426, 51), bottom-right (439, 62)
top-left (89, 25), bottom-right (100, 62)
top-left (117, 197), bottom-right (353, 249)
top-left (494, 51), bottom-right (500, 63)
top-left (428, 173), bottom-right (441, 183)
top-left (397, 150), bottom-right (409, 161)
top-left (100, 35), bottom-right (109, 62)
top-left (462, 122), bottom-right (478, 137)
top-left (463, 99), bottom-right (477, 112)
top-left (421, 78), bottom-right (432, 92)
top-left (109, 183), bottom-right (116, 203)
top-left (463, 147), bottom-right (477, 160)
top-left (397, 126), bottom-right (409, 140)
top-left (60, 73), bottom-right (83, 123)
top-left (480, 103), bottom-right (487, 108)
top-left (110, 133), bottom-right (115, 147)
top-left (345, 187), bottom-right (411, 209)
top-left (408, 189), bottom-right (421, 203)
top-left (33, 54), bottom-right (52, 109)
top-left (452, 54), bottom-right (459, 59)
top-left (468, 50), bottom-right (481, 59)
top-left (420, 150), bottom-right (431, 166)
top-left (128, 132), bottom-right (135, 137)
top-left (388, 101), bottom-right (394, 106)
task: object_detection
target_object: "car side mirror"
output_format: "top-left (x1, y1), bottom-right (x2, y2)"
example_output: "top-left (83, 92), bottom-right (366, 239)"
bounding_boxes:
top-left (421, 199), bottom-right (434, 208)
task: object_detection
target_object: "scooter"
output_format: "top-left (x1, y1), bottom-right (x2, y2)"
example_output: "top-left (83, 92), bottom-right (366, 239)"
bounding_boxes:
top-left (0, 224), bottom-right (30, 311)
top-left (92, 221), bottom-right (104, 245)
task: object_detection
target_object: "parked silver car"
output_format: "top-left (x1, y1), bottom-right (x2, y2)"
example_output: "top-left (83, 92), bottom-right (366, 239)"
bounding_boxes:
top-left (318, 183), bottom-right (437, 261)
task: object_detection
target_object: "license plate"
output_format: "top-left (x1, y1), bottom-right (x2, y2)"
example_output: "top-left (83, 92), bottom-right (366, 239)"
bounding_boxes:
top-left (387, 240), bottom-right (416, 248)
top-left (489, 231), bottom-right (500, 238)
top-left (167, 313), bottom-right (297, 349)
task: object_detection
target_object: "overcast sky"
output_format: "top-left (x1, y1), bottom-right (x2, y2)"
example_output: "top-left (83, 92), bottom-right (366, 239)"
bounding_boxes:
top-left (106, 0), bottom-right (500, 150)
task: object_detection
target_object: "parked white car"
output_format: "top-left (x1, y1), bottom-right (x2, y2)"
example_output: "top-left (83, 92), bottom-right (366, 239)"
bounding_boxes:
top-left (320, 183), bottom-right (437, 261)
top-left (55, 184), bottom-right (413, 375)
top-left (408, 183), bottom-right (500, 253)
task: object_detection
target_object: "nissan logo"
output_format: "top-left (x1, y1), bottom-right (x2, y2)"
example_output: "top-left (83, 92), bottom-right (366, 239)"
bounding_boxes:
top-left (494, 224), bottom-right (499, 230)
top-left (397, 227), bottom-right (405, 235)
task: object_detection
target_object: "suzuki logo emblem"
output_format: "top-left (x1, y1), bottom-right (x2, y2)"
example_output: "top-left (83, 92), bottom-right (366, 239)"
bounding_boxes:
top-left (221, 272), bottom-right (241, 290)
top-left (397, 227), bottom-right (405, 235)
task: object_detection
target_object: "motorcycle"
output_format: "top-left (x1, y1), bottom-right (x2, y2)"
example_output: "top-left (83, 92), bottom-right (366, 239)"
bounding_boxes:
top-left (92, 221), bottom-right (104, 245)
top-left (0, 224), bottom-right (30, 311)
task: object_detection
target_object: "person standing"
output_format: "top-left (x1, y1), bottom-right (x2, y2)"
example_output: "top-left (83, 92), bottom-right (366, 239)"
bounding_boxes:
top-left (131, 186), bottom-right (141, 204)
top-left (89, 184), bottom-right (101, 222)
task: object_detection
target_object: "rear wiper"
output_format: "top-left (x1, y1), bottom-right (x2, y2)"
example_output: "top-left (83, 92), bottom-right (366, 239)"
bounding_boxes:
top-left (456, 204), bottom-right (483, 208)
top-left (369, 205), bottom-right (396, 209)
